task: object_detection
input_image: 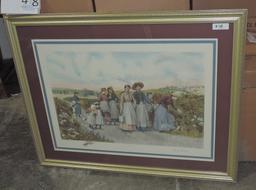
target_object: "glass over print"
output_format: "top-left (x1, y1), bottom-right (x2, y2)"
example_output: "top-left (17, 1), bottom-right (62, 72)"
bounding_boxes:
top-left (32, 39), bottom-right (217, 161)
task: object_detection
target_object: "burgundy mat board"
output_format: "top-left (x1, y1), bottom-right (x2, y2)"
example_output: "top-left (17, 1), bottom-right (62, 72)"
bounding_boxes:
top-left (16, 23), bottom-right (233, 172)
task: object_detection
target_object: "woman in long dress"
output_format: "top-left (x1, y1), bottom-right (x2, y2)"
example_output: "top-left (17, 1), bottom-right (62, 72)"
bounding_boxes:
top-left (119, 85), bottom-right (136, 131)
top-left (71, 92), bottom-right (81, 119)
top-left (107, 87), bottom-right (119, 125)
top-left (98, 88), bottom-right (111, 124)
top-left (132, 82), bottom-right (150, 131)
top-left (153, 95), bottom-right (176, 132)
top-left (95, 102), bottom-right (104, 129)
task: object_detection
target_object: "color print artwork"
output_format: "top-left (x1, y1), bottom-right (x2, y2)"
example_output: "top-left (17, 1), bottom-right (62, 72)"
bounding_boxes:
top-left (32, 39), bottom-right (217, 161)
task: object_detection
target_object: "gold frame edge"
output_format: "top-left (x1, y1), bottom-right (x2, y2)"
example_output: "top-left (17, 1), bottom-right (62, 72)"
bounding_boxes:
top-left (3, 9), bottom-right (247, 182)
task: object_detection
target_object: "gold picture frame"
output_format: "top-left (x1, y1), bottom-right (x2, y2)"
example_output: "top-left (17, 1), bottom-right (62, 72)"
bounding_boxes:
top-left (4, 9), bottom-right (247, 182)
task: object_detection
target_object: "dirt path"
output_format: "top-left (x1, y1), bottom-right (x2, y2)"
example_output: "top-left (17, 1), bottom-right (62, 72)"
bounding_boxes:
top-left (62, 97), bottom-right (203, 149)
top-left (77, 118), bottom-right (203, 148)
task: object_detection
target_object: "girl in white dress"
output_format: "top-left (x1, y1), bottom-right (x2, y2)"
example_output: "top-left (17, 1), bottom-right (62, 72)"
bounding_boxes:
top-left (87, 104), bottom-right (96, 129)
top-left (98, 88), bottom-right (110, 124)
top-left (95, 102), bottom-right (104, 129)
top-left (119, 85), bottom-right (136, 131)
top-left (107, 87), bottom-right (119, 125)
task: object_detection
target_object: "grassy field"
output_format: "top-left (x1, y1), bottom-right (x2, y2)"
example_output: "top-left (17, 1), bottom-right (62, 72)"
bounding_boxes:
top-left (54, 97), bottom-right (111, 142)
top-left (63, 96), bottom-right (97, 111)
top-left (53, 86), bottom-right (204, 138)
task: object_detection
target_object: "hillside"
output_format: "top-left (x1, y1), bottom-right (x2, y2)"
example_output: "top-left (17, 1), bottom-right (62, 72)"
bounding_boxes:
top-left (52, 87), bottom-right (98, 97)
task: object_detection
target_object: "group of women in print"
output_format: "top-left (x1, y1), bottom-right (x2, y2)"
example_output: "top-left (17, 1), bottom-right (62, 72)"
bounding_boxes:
top-left (84, 82), bottom-right (176, 132)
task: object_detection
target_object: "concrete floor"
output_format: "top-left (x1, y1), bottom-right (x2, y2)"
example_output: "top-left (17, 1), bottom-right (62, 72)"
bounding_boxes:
top-left (0, 95), bottom-right (256, 190)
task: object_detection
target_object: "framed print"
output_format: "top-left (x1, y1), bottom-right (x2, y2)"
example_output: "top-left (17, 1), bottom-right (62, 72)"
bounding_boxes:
top-left (4, 10), bottom-right (247, 182)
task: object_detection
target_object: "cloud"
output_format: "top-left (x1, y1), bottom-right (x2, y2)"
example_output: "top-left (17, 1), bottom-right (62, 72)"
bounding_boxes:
top-left (44, 48), bottom-right (207, 90)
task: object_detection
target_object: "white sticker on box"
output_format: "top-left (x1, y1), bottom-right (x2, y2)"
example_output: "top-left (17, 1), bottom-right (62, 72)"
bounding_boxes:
top-left (212, 23), bottom-right (230, 30)
top-left (1, 0), bottom-right (40, 14)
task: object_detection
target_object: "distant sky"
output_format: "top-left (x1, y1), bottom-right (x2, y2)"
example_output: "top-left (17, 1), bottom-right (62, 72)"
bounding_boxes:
top-left (42, 48), bottom-right (206, 91)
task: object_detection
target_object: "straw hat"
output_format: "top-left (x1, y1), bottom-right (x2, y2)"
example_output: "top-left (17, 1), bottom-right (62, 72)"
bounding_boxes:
top-left (101, 88), bottom-right (107, 92)
top-left (107, 86), bottom-right (114, 92)
top-left (124, 84), bottom-right (131, 89)
top-left (132, 82), bottom-right (144, 90)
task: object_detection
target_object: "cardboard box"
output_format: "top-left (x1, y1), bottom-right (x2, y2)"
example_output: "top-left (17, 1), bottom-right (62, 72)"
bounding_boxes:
top-left (248, 17), bottom-right (256, 32)
top-left (240, 55), bottom-right (256, 161)
top-left (243, 55), bottom-right (256, 89)
top-left (245, 55), bottom-right (256, 71)
top-left (41, 0), bottom-right (94, 13)
top-left (246, 43), bottom-right (256, 56)
top-left (95, 0), bottom-right (190, 13)
top-left (239, 88), bottom-right (256, 161)
top-left (192, 0), bottom-right (256, 17)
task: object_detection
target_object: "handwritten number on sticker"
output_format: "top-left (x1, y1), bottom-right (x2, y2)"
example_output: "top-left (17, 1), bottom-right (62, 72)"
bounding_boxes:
top-left (22, 0), bottom-right (28, 4)
top-left (212, 23), bottom-right (229, 30)
top-left (1, 0), bottom-right (40, 14)
top-left (21, 0), bottom-right (39, 7)
top-left (32, 0), bottom-right (39, 7)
